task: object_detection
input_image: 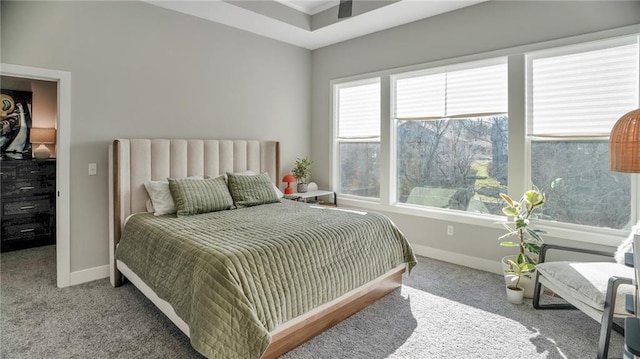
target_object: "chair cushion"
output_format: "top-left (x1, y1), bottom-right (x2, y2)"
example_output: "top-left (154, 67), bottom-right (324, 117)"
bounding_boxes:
top-left (536, 261), bottom-right (634, 313)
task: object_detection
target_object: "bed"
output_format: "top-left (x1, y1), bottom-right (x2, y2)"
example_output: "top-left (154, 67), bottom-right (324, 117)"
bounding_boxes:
top-left (108, 139), bottom-right (416, 359)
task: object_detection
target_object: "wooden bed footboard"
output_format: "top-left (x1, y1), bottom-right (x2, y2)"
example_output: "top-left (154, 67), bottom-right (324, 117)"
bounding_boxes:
top-left (262, 265), bottom-right (405, 359)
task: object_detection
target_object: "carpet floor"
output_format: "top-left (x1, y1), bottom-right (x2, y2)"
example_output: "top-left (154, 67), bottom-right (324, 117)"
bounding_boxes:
top-left (1, 245), bottom-right (623, 358)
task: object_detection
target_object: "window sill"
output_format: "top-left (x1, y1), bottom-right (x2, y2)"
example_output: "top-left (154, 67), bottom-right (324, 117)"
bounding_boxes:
top-left (338, 196), bottom-right (628, 248)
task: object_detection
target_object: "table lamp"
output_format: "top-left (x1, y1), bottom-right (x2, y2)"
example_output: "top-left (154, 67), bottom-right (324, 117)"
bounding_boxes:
top-left (30, 128), bottom-right (56, 160)
top-left (282, 173), bottom-right (296, 195)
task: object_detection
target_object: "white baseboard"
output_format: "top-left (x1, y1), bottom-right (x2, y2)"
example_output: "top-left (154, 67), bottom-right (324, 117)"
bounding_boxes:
top-left (69, 264), bottom-right (110, 286)
top-left (67, 246), bottom-right (499, 286)
top-left (410, 243), bottom-right (503, 275)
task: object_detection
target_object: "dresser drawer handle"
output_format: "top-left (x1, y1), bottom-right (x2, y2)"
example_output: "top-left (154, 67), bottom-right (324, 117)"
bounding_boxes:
top-left (20, 186), bottom-right (35, 191)
top-left (20, 205), bottom-right (36, 210)
top-left (20, 228), bottom-right (35, 233)
top-left (30, 170), bottom-right (43, 174)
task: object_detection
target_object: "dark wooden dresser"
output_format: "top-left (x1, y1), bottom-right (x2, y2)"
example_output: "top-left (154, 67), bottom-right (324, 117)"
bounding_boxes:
top-left (0, 157), bottom-right (56, 252)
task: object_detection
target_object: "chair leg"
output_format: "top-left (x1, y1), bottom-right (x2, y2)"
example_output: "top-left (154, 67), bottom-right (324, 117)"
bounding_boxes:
top-left (532, 272), bottom-right (576, 310)
top-left (598, 301), bottom-right (614, 359)
top-left (533, 272), bottom-right (542, 309)
top-left (598, 276), bottom-right (632, 359)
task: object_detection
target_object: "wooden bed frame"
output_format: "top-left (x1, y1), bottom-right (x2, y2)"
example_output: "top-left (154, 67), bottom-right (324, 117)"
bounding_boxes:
top-left (109, 138), bottom-right (405, 358)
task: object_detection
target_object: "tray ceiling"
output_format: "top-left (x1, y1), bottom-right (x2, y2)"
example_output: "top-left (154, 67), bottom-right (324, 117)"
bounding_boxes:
top-left (144, 0), bottom-right (485, 50)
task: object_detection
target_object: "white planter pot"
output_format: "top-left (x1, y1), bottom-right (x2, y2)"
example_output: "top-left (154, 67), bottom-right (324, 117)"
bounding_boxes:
top-left (501, 255), bottom-right (536, 299)
top-left (505, 285), bottom-right (524, 304)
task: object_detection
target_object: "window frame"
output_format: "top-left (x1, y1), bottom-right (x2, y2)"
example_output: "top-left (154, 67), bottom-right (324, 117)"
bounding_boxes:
top-left (390, 57), bottom-right (508, 215)
top-left (332, 77), bottom-right (382, 202)
top-left (524, 36), bottom-right (640, 233)
top-left (329, 26), bottom-right (640, 247)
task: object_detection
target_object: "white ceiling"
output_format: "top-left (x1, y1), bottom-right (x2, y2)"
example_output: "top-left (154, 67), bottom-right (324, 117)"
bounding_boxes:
top-left (275, 0), bottom-right (338, 15)
top-left (145, 0), bottom-right (485, 50)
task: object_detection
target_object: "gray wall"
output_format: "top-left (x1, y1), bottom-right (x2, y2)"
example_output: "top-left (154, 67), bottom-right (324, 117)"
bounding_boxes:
top-left (1, 1), bottom-right (311, 272)
top-left (310, 1), bottom-right (640, 264)
top-left (2, 0), bottom-right (638, 274)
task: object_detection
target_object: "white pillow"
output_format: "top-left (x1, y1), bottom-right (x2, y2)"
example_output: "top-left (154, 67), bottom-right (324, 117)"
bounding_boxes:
top-left (273, 184), bottom-right (284, 199)
top-left (144, 180), bottom-right (176, 216)
top-left (145, 199), bottom-right (155, 213)
top-left (144, 176), bottom-right (203, 216)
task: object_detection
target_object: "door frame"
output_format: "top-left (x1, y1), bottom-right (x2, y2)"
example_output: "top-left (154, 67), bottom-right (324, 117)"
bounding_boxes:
top-left (1, 63), bottom-right (71, 288)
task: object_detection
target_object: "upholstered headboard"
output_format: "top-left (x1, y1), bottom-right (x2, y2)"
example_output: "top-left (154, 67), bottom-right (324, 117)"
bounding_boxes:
top-left (108, 139), bottom-right (280, 286)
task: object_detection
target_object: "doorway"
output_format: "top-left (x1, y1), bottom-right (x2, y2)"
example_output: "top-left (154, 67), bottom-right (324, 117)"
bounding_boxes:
top-left (1, 63), bottom-right (71, 288)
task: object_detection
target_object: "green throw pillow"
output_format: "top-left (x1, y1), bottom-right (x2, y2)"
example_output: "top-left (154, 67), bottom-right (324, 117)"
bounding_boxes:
top-left (227, 172), bottom-right (280, 207)
top-left (168, 176), bottom-right (233, 216)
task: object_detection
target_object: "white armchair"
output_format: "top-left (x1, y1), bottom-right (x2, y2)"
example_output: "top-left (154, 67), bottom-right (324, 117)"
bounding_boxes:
top-left (533, 243), bottom-right (635, 359)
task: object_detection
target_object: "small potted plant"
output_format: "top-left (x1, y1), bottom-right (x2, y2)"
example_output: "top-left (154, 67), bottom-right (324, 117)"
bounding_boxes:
top-left (498, 186), bottom-right (546, 298)
top-left (292, 157), bottom-right (313, 193)
top-left (504, 255), bottom-right (536, 304)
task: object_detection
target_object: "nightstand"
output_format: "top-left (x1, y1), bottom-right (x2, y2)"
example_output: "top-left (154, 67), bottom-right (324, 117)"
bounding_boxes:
top-left (0, 157), bottom-right (56, 252)
top-left (284, 190), bottom-right (337, 206)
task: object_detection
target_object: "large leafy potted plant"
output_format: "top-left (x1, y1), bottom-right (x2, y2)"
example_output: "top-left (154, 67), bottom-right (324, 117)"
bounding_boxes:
top-left (292, 157), bottom-right (313, 193)
top-left (498, 187), bottom-right (546, 298)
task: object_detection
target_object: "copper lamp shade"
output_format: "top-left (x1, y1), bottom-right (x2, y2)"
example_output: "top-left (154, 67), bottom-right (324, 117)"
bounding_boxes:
top-left (610, 109), bottom-right (640, 173)
top-left (282, 173), bottom-right (296, 195)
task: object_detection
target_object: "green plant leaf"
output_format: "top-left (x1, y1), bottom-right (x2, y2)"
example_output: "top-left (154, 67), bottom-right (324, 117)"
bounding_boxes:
top-left (498, 232), bottom-right (517, 240)
top-left (515, 218), bottom-right (528, 229)
top-left (526, 228), bottom-right (543, 242)
top-left (500, 242), bottom-right (519, 247)
top-left (502, 206), bottom-right (519, 217)
top-left (500, 193), bottom-right (514, 207)
top-left (523, 242), bottom-right (541, 255)
top-left (502, 223), bottom-right (515, 232)
top-left (525, 189), bottom-right (545, 206)
top-left (523, 254), bottom-right (536, 265)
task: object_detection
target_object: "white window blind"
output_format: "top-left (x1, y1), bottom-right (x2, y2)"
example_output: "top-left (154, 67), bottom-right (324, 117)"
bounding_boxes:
top-left (337, 81), bottom-right (380, 139)
top-left (529, 36), bottom-right (639, 137)
top-left (395, 61), bottom-right (507, 119)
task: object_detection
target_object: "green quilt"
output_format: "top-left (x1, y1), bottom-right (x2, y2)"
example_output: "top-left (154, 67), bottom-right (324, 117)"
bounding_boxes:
top-left (115, 200), bottom-right (416, 359)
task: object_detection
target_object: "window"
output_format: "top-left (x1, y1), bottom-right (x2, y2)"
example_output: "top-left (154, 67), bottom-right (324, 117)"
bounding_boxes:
top-left (393, 60), bottom-right (508, 215)
top-left (335, 79), bottom-right (380, 198)
top-left (527, 36), bottom-right (639, 229)
top-left (331, 32), bottom-right (640, 238)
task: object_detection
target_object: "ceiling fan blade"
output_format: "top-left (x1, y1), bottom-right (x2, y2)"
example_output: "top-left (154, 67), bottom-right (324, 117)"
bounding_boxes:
top-left (338, 0), bottom-right (353, 19)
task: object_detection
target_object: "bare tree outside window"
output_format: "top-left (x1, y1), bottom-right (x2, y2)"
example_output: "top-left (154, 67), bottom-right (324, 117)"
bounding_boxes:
top-left (339, 142), bottom-right (380, 198)
top-left (396, 115), bottom-right (508, 215)
top-left (531, 141), bottom-right (631, 229)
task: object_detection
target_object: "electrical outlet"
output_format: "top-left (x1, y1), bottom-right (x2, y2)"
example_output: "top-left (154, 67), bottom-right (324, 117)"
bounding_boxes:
top-left (88, 163), bottom-right (97, 176)
top-left (447, 225), bottom-right (453, 236)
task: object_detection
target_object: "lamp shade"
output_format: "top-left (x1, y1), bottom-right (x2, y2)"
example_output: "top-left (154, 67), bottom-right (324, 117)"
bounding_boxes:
top-left (30, 128), bottom-right (56, 144)
top-left (282, 174), bottom-right (296, 183)
top-left (610, 109), bottom-right (640, 173)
